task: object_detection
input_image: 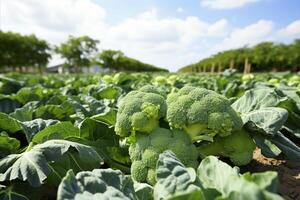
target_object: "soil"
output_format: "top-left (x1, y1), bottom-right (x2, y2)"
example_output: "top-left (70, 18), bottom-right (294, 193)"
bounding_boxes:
top-left (242, 149), bottom-right (300, 200)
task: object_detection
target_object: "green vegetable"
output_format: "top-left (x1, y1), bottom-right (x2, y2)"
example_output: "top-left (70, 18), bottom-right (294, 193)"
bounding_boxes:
top-left (129, 128), bottom-right (198, 185)
top-left (166, 86), bottom-right (243, 142)
top-left (115, 85), bottom-right (167, 137)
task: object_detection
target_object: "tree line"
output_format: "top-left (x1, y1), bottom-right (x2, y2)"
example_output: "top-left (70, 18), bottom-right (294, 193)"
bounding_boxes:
top-left (179, 39), bottom-right (300, 73)
top-left (0, 31), bottom-right (51, 73)
top-left (0, 31), bottom-right (167, 73)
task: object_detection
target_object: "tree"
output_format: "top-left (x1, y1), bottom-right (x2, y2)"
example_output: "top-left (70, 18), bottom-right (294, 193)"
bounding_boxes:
top-left (24, 34), bottom-right (51, 73)
top-left (273, 43), bottom-right (290, 71)
top-left (252, 42), bottom-right (275, 71)
top-left (93, 50), bottom-right (124, 71)
top-left (0, 31), bottom-right (51, 73)
top-left (55, 36), bottom-right (99, 73)
top-left (289, 39), bottom-right (300, 71)
top-left (93, 49), bottom-right (167, 72)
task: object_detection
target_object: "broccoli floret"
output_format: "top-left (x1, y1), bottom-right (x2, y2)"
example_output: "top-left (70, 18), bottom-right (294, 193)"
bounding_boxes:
top-left (115, 86), bottom-right (167, 137)
top-left (131, 160), bottom-right (148, 182)
top-left (197, 128), bottom-right (256, 166)
top-left (166, 86), bottom-right (243, 142)
top-left (146, 168), bottom-right (156, 185)
top-left (129, 127), bottom-right (198, 185)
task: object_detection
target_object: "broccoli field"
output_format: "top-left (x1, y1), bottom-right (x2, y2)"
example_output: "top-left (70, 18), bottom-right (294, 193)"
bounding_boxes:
top-left (0, 71), bottom-right (299, 200)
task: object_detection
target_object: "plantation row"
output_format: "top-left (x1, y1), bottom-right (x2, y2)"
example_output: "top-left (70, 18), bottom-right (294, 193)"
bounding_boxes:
top-left (180, 39), bottom-right (300, 73)
top-left (0, 72), bottom-right (299, 199)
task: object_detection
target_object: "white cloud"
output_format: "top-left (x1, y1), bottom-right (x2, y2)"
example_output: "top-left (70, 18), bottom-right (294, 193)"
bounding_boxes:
top-left (200, 0), bottom-right (260, 10)
top-left (278, 20), bottom-right (300, 38)
top-left (214, 20), bottom-right (274, 51)
top-left (104, 10), bottom-right (229, 69)
top-left (2, 0), bottom-right (107, 44)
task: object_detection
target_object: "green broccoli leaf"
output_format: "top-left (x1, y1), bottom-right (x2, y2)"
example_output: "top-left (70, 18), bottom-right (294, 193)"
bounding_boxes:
top-left (134, 182), bottom-right (153, 200)
top-left (242, 107), bottom-right (288, 136)
top-left (0, 133), bottom-right (20, 158)
top-left (154, 151), bottom-right (202, 200)
top-left (21, 119), bottom-right (60, 142)
top-left (0, 140), bottom-right (103, 187)
top-left (0, 113), bottom-right (23, 134)
top-left (197, 156), bottom-right (283, 200)
top-left (0, 97), bottom-right (22, 114)
top-left (233, 88), bottom-right (300, 160)
top-left (57, 169), bottom-right (135, 200)
top-left (30, 121), bottom-right (79, 143)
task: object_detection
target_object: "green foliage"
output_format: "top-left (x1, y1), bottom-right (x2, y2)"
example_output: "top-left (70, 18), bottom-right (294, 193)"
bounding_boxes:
top-left (0, 31), bottom-right (51, 73)
top-left (1, 72), bottom-right (300, 199)
top-left (179, 39), bottom-right (300, 73)
top-left (56, 151), bottom-right (282, 200)
top-left (0, 140), bottom-right (103, 187)
top-left (94, 49), bottom-right (168, 72)
top-left (57, 169), bottom-right (136, 200)
top-left (55, 35), bottom-right (99, 72)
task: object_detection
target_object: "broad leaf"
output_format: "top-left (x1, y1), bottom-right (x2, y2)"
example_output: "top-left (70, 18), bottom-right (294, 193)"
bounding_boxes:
top-left (232, 88), bottom-right (283, 113)
top-left (10, 101), bottom-right (39, 122)
top-left (30, 121), bottom-right (79, 143)
top-left (233, 88), bottom-right (300, 159)
top-left (91, 108), bottom-right (117, 126)
top-left (154, 151), bottom-right (201, 200)
top-left (79, 118), bottom-right (131, 168)
top-left (167, 189), bottom-right (220, 200)
top-left (0, 98), bottom-right (21, 114)
top-left (21, 119), bottom-right (59, 142)
top-left (134, 182), bottom-right (153, 200)
top-left (242, 107), bottom-right (288, 136)
top-left (197, 156), bottom-right (239, 195)
top-left (57, 169), bottom-right (135, 200)
top-left (243, 171), bottom-right (279, 193)
top-left (0, 133), bottom-right (20, 158)
top-left (197, 156), bottom-right (283, 200)
top-left (0, 76), bottom-right (23, 95)
top-left (0, 113), bottom-right (23, 133)
top-left (0, 140), bottom-right (103, 187)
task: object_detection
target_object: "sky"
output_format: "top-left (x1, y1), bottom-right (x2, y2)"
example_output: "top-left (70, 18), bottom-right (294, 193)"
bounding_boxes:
top-left (1, 0), bottom-right (300, 71)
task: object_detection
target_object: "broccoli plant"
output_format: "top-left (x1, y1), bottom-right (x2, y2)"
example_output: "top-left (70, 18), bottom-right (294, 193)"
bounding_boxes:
top-left (115, 85), bottom-right (167, 137)
top-left (166, 86), bottom-right (243, 142)
top-left (115, 85), bottom-right (256, 185)
top-left (129, 127), bottom-right (198, 185)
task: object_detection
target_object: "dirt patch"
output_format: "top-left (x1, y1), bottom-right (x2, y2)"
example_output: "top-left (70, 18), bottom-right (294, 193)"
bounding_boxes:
top-left (242, 149), bottom-right (300, 200)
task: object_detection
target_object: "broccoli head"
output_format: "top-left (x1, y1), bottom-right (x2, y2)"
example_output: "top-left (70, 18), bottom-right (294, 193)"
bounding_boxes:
top-left (197, 128), bottom-right (256, 166)
top-left (166, 86), bottom-right (243, 142)
top-left (129, 127), bottom-right (198, 185)
top-left (115, 85), bottom-right (167, 137)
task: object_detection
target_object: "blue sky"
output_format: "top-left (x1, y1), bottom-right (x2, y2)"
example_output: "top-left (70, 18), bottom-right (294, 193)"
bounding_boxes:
top-left (96, 0), bottom-right (300, 27)
top-left (2, 0), bottom-right (300, 71)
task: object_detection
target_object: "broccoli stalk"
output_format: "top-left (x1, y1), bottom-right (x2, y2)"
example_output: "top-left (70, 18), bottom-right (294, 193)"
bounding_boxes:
top-left (197, 128), bottom-right (256, 166)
